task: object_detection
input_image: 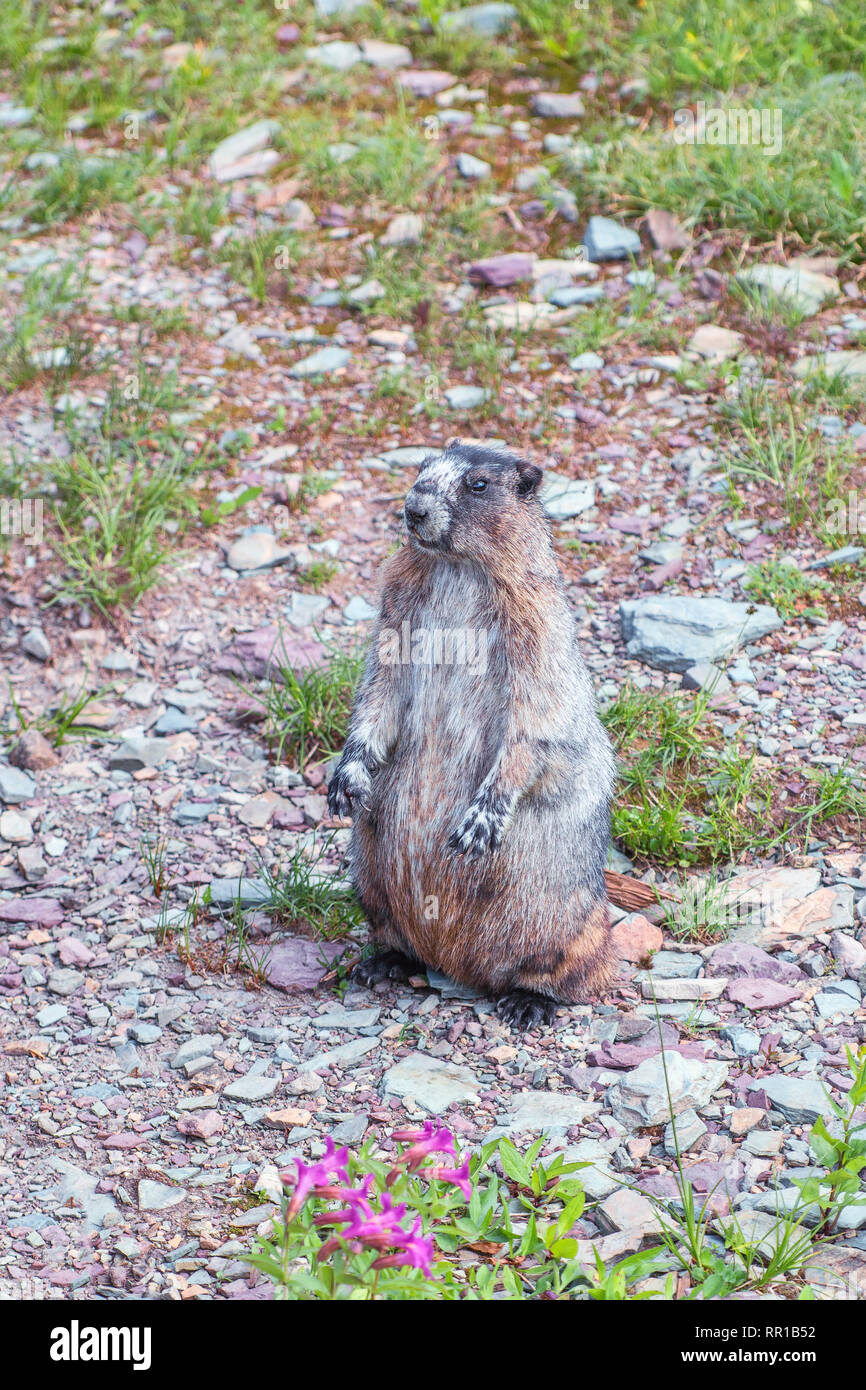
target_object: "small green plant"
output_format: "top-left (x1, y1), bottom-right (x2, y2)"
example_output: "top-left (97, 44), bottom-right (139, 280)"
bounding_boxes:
top-left (643, 1001), bottom-right (819, 1299)
top-left (5, 675), bottom-right (110, 748)
top-left (298, 559), bottom-right (339, 591)
top-left (219, 229), bottom-right (298, 305)
top-left (259, 838), bottom-right (365, 940)
top-left (174, 185), bottom-right (228, 245)
top-left (743, 559), bottom-right (830, 619)
top-left (47, 442), bottom-right (196, 614)
top-left (720, 381), bottom-right (853, 529)
top-left (29, 154), bottom-right (142, 228)
top-left (140, 834), bottom-right (172, 899)
top-left (0, 262), bottom-right (91, 393)
top-left (289, 473), bottom-right (338, 514)
top-left (799, 1045), bottom-right (866, 1238)
top-left (603, 683), bottom-right (865, 865)
top-left (664, 874), bottom-right (737, 943)
top-left (241, 638), bottom-right (363, 771)
top-left (223, 895), bottom-right (271, 984)
top-left (198, 485), bottom-right (262, 528)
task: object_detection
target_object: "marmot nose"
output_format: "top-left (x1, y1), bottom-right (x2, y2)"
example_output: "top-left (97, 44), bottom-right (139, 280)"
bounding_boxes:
top-left (405, 502), bottom-right (428, 524)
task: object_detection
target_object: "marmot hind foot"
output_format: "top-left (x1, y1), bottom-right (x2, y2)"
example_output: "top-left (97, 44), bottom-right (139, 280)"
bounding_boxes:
top-left (353, 948), bottom-right (422, 988)
top-left (495, 988), bottom-right (558, 1030)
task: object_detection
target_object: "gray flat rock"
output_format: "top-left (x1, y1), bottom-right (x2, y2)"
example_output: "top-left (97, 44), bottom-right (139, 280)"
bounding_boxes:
top-left (620, 596), bottom-right (783, 671)
top-left (383, 1051), bottom-right (481, 1114)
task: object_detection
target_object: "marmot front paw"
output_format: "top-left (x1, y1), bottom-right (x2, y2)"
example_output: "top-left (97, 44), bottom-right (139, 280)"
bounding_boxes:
top-left (327, 760), bottom-right (372, 818)
top-left (448, 796), bottom-right (506, 857)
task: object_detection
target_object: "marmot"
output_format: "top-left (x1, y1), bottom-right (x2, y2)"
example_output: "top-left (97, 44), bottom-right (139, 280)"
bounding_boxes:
top-left (328, 441), bottom-right (616, 1028)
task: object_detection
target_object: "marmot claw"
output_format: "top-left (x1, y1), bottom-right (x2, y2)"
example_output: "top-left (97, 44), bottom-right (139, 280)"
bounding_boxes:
top-left (448, 799), bottom-right (504, 857)
top-left (496, 989), bottom-right (557, 1030)
top-left (353, 949), bottom-right (420, 987)
top-left (327, 761), bottom-right (372, 819)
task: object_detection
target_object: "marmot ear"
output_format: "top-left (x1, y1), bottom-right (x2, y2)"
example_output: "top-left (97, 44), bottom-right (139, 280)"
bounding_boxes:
top-left (515, 460), bottom-right (543, 497)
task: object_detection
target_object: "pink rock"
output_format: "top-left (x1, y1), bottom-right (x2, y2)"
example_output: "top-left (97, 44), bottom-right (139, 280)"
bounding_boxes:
top-left (645, 558), bottom-right (683, 591)
top-left (678, 1159), bottom-right (743, 1197)
top-left (223, 1278), bottom-right (275, 1300)
top-left (611, 913), bottom-right (663, 963)
top-left (214, 626), bottom-right (326, 680)
top-left (58, 937), bottom-right (96, 966)
top-left (830, 930), bottom-right (866, 979)
top-left (276, 23), bottom-right (300, 46)
top-left (726, 979), bottom-right (800, 1010)
top-left (609, 512), bottom-right (659, 536)
top-left (255, 937), bottom-right (346, 992)
top-left (706, 942), bottom-right (803, 984)
top-left (177, 1110), bottom-right (223, 1140)
top-left (0, 898), bottom-right (64, 927)
top-left (646, 208), bottom-right (690, 251)
top-left (587, 1041), bottom-right (708, 1069)
top-left (271, 803), bottom-right (305, 829)
top-left (467, 253), bottom-right (535, 287)
top-left (574, 403), bottom-right (607, 428)
top-left (397, 69), bottom-right (456, 97)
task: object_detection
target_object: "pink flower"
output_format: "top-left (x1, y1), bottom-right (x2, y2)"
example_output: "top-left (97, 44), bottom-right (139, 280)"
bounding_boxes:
top-left (316, 1190), bottom-right (408, 1240)
top-left (426, 1157), bottom-right (472, 1202)
top-left (371, 1220), bottom-right (434, 1277)
top-left (312, 1174), bottom-right (374, 1205)
top-left (387, 1121), bottom-right (455, 1183)
top-left (282, 1137), bottom-right (349, 1218)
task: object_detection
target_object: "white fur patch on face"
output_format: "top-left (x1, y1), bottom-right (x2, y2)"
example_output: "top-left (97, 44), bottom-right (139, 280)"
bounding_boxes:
top-left (417, 451), bottom-right (464, 493)
top-left (404, 451), bottom-right (465, 545)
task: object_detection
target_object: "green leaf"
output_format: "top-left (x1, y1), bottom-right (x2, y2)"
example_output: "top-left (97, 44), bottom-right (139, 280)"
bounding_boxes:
top-left (809, 1117), bottom-right (839, 1168)
top-left (556, 1194), bottom-right (586, 1237)
top-left (498, 1138), bottom-right (532, 1188)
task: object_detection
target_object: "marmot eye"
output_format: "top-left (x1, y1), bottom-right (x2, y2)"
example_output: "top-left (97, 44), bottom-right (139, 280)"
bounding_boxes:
top-left (469, 478), bottom-right (488, 493)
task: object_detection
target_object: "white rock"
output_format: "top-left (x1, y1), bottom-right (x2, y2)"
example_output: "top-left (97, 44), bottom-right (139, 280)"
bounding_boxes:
top-left (0, 810), bottom-right (33, 844)
top-left (456, 152), bottom-right (491, 180)
top-left (208, 120), bottom-right (280, 181)
top-left (380, 213), bottom-right (424, 247)
top-left (540, 473), bottom-right (596, 520)
top-left (737, 263), bottom-right (839, 317)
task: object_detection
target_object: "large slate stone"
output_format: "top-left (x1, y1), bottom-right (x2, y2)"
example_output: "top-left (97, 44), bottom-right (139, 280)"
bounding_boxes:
top-left (45, 1158), bottom-right (119, 1232)
top-left (705, 942), bottom-right (804, 983)
top-left (609, 1051), bottom-right (728, 1128)
top-left (138, 1179), bottom-right (187, 1211)
top-left (760, 1074), bottom-right (829, 1126)
top-left (737, 263), bottom-right (839, 318)
top-left (383, 1051), bottom-right (481, 1114)
top-left (208, 877), bottom-right (271, 909)
top-left (109, 737), bottom-right (171, 772)
top-left (498, 1091), bottom-right (601, 1133)
top-left (541, 473), bottom-right (596, 520)
top-left (794, 350), bottom-right (866, 380)
top-left (619, 596), bottom-right (782, 671)
top-left (0, 897), bottom-right (64, 927)
top-left (208, 120), bottom-right (279, 181)
top-left (223, 1075), bottom-right (279, 1102)
top-left (170, 1035), bottom-right (222, 1070)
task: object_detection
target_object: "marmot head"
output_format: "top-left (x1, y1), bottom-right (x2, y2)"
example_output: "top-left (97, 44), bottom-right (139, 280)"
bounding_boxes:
top-left (403, 441), bottom-right (543, 559)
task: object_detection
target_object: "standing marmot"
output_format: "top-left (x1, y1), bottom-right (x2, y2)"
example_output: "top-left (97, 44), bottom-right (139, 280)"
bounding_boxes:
top-left (328, 441), bottom-right (615, 1028)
